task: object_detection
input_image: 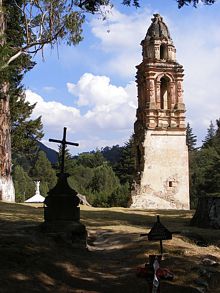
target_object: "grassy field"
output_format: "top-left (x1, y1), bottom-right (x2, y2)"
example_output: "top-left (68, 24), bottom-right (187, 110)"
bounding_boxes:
top-left (0, 202), bottom-right (220, 292)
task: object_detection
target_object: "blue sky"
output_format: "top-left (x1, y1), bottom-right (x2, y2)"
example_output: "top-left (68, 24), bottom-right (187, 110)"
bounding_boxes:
top-left (23, 0), bottom-right (220, 154)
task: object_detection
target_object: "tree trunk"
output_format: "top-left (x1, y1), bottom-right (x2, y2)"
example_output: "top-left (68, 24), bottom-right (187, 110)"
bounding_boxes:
top-left (0, 1), bottom-right (15, 202)
top-left (190, 196), bottom-right (220, 229)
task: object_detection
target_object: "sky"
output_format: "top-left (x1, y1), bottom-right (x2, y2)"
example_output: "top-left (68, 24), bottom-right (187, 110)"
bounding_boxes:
top-left (23, 0), bottom-right (220, 155)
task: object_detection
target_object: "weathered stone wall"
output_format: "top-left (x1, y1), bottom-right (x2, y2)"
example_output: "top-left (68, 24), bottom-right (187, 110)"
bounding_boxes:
top-left (131, 129), bottom-right (189, 210)
top-left (131, 14), bottom-right (189, 210)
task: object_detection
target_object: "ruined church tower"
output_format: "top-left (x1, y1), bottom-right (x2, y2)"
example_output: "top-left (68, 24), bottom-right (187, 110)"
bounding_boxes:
top-left (131, 14), bottom-right (189, 210)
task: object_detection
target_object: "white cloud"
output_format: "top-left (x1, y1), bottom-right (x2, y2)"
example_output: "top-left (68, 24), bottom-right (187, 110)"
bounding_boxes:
top-left (43, 86), bottom-right (56, 93)
top-left (91, 8), bottom-right (150, 52)
top-left (25, 90), bottom-right (81, 134)
top-left (26, 74), bottom-right (137, 153)
top-left (89, 6), bottom-right (220, 145)
top-left (67, 73), bottom-right (128, 108)
top-left (25, 6), bottom-right (220, 149)
top-left (90, 7), bottom-right (152, 78)
top-left (173, 19), bottom-right (220, 144)
top-left (67, 73), bottom-right (137, 132)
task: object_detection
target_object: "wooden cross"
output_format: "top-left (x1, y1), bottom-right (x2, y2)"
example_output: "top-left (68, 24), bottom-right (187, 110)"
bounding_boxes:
top-left (49, 127), bottom-right (79, 173)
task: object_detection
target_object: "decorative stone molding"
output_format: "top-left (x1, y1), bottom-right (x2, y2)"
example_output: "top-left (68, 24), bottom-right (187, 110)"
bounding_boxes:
top-left (131, 14), bottom-right (189, 210)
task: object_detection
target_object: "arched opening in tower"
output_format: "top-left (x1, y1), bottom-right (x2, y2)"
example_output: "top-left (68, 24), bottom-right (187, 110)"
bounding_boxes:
top-left (160, 77), bottom-right (170, 109)
top-left (160, 44), bottom-right (167, 60)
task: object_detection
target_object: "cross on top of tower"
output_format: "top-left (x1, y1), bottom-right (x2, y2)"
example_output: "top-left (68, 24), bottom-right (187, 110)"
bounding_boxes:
top-left (49, 127), bottom-right (79, 174)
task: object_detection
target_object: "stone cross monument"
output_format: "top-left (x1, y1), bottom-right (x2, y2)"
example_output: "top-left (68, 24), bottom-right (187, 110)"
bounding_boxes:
top-left (49, 127), bottom-right (79, 174)
top-left (42, 127), bottom-right (86, 247)
top-left (131, 14), bottom-right (189, 210)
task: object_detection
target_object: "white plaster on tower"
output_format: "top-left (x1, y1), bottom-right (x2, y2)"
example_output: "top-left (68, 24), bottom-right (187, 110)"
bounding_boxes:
top-left (131, 14), bottom-right (190, 210)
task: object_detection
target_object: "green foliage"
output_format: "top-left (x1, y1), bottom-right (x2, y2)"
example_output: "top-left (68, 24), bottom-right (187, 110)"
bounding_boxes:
top-left (186, 123), bottom-right (197, 151)
top-left (0, 0), bottom-right (110, 69)
top-left (202, 120), bottom-right (216, 148)
top-left (30, 151), bottom-right (57, 191)
top-left (122, 0), bottom-right (216, 8)
top-left (10, 96), bottom-right (43, 160)
top-left (177, 0), bottom-right (216, 8)
top-left (66, 146), bottom-right (133, 207)
top-left (56, 145), bottom-right (77, 174)
top-left (1, 0), bottom-right (43, 162)
top-left (2, 0), bottom-right (216, 70)
top-left (108, 182), bottom-right (130, 207)
top-left (101, 145), bottom-right (123, 166)
top-left (89, 164), bottom-right (119, 193)
top-left (68, 165), bottom-right (94, 195)
top-left (39, 181), bottom-right (49, 197)
top-left (189, 118), bottom-right (220, 207)
top-left (113, 136), bottom-right (135, 186)
top-left (76, 150), bottom-right (106, 168)
top-left (12, 165), bottom-right (35, 202)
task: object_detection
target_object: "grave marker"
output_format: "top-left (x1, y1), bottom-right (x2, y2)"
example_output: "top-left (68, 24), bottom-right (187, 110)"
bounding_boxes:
top-left (41, 127), bottom-right (86, 247)
top-left (148, 215), bottom-right (172, 254)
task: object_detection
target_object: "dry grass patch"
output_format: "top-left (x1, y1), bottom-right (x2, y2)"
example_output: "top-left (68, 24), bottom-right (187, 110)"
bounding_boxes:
top-left (0, 202), bottom-right (219, 292)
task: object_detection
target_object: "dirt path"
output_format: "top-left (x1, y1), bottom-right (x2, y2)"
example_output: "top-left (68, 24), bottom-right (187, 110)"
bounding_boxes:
top-left (0, 202), bottom-right (220, 293)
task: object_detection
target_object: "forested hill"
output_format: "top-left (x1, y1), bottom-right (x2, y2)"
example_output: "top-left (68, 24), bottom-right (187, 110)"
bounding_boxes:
top-left (38, 142), bottom-right (126, 167)
top-left (37, 141), bottom-right (58, 164)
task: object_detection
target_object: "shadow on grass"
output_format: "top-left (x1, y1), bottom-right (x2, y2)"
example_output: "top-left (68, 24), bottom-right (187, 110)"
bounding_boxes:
top-left (0, 218), bottom-right (152, 293)
top-left (81, 208), bottom-right (193, 230)
top-left (0, 202), bottom-right (219, 293)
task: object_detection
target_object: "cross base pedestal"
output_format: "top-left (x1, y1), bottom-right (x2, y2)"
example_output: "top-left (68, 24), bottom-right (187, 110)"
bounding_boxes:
top-left (41, 220), bottom-right (87, 248)
top-left (44, 201), bottom-right (80, 221)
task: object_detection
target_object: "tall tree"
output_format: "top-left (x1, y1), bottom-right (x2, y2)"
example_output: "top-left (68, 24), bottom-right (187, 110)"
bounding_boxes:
top-left (0, 0), bottom-right (15, 201)
top-left (113, 136), bottom-right (135, 186)
top-left (12, 164), bottom-right (35, 202)
top-left (30, 151), bottom-right (57, 195)
top-left (189, 118), bottom-right (220, 206)
top-left (186, 122), bottom-right (197, 151)
top-left (0, 0), bottom-right (43, 201)
top-left (88, 164), bottom-right (120, 207)
top-left (202, 120), bottom-right (216, 148)
top-left (56, 145), bottom-right (77, 174)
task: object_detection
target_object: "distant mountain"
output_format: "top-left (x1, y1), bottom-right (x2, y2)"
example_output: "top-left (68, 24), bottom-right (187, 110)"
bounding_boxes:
top-left (37, 141), bottom-right (58, 164)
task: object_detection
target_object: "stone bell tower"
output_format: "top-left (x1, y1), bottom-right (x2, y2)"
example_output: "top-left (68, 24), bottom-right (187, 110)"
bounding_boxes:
top-left (131, 14), bottom-right (189, 210)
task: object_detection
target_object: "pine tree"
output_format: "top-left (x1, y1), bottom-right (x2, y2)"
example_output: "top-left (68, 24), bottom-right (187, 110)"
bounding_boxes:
top-left (0, 1), bottom-right (43, 201)
top-left (113, 136), bottom-right (135, 186)
top-left (68, 165), bottom-right (94, 195)
top-left (202, 120), bottom-right (216, 148)
top-left (12, 165), bottom-right (35, 202)
top-left (6, 0), bottom-right (43, 159)
top-left (88, 164), bottom-right (120, 207)
top-left (186, 123), bottom-right (197, 151)
top-left (56, 145), bottom-right (77, 174)
top-left (30, 151), bottom-right (57, 195)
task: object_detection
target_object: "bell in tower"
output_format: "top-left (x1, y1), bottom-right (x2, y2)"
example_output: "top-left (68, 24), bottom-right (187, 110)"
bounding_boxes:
top-left (131, 14), bottom-right (190, 210)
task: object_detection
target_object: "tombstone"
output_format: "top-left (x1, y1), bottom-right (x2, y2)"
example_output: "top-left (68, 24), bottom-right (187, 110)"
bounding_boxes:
top-left (190, 196), bottom-right (220, 229)
top-left (41, 127), bottom-right (87, 247)
top-left (25, 181), bottom-right (45, 203)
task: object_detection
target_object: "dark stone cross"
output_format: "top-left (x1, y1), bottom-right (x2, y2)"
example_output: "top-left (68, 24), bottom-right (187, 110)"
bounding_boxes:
top-left (49, 127), bottom-right (79, 173)
top-left (43, 126), bottom-right (80, 221)
top-left (42, 127), bottom-right (87, 248)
